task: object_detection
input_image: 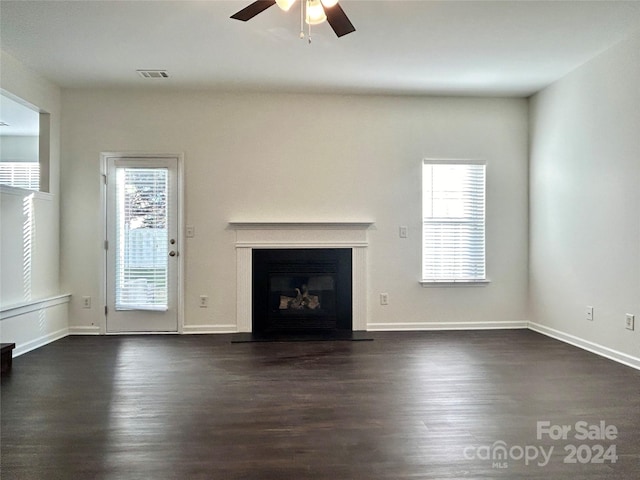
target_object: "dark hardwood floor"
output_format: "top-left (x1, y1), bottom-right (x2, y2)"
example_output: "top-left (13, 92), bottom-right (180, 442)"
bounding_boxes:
top-left (1, 330), bottom-right (639, 479)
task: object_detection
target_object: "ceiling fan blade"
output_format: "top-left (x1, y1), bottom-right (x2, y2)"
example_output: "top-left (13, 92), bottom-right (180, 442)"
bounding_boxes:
top-left (230, 0), bottom-right (277, 22)
top-left (324, 3), bottom-right (355, 37)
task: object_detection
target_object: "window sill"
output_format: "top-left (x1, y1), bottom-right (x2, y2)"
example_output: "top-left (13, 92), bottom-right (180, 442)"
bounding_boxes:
top-left (420, 279), bottom-right (491, 288)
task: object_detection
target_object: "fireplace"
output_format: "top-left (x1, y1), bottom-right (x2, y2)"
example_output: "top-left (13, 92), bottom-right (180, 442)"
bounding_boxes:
top-left (230, 221), bottom-right (373, 333)
top-left (252, 249), bottom-right (352, 334)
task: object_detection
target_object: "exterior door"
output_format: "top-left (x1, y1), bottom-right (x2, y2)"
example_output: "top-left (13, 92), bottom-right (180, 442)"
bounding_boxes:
top-left (105, 156), bottom-right (179, 333)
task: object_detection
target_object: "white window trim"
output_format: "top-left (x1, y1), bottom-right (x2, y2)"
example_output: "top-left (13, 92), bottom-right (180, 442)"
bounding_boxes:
top-left (421, 158), bottom-right (488, 287)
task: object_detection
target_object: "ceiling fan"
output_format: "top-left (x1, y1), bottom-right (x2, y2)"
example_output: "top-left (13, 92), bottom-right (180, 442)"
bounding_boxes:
top-left (231, 0), bottom-right (356, 38)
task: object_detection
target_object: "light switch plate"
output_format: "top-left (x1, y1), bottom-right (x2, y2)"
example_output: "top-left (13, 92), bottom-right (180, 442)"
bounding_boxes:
top-left (586, 306), bottom-right (594, 321)
top-left (626, 314), bottom-right (635, 331)
top-left (199, 295), bottom-right (209, 308)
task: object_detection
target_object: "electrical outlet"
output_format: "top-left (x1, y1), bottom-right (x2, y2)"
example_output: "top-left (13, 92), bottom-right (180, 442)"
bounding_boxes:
top-left (399, 226), bottom-right (408, 238)
top-left (586, 306), bottom-right (594, 321)
top-left (199, 295), bottom-right (209, 308)
top-left (82, 296), bottom-right (91, 309)
top-left (186, 225), bottom-right (195, 238)
top-left (380, 293), bottom-right (389, 305)
top-left (626, 314), bottom-right (635, 331)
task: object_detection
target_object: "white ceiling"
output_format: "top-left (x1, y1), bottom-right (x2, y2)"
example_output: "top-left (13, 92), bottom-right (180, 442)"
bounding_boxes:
top-left (1, 0), bottom-right (640, 97)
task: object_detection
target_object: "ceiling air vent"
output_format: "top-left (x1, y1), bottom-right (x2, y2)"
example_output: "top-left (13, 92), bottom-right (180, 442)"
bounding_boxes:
top-left (137, 70), bottom-right (169, 79)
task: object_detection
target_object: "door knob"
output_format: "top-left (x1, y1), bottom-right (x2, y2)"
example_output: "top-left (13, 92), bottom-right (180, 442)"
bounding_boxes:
top-left (169, 250), bottom-right (178, 257)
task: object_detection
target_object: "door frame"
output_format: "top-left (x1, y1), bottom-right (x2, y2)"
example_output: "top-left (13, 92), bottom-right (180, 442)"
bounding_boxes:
top-left (100, 152), bottom-right (185, 334)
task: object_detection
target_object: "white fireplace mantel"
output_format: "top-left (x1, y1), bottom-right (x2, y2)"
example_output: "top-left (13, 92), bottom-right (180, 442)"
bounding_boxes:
top-left (229, 221), bottom-right (374, 332)
top-left (229, 221), bottom-right (374, 229)
top-left (229, 221), bottom-right (374, 248)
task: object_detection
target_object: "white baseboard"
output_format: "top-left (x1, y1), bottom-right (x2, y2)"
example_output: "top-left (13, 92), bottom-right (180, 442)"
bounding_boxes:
top-left (528, 322), bottom-right (640, 371)
top-left (182, 324), bottom-right (238, 334)
top-left (69, 325), bottom-right (101, 335)
top-left (10, 317), bottom-right (640, 372)
top-left (13, 327), bottom-right (69, 357)
top-left (367, 320), bottom-right (528, 331)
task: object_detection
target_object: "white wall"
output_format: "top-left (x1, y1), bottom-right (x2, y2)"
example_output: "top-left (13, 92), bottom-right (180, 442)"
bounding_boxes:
top-left (0, 188), bottom-right (59, 302)
top-left (61, 90), bottom-right (529, 332)
top-left (1, 298), bottom-right (69, 356)
top-left (0, 52), bottom-right (67, 351)
top-left (0, 136), bottom-right (39, 162)
top-left (529, 30), bottom-right (640, 363)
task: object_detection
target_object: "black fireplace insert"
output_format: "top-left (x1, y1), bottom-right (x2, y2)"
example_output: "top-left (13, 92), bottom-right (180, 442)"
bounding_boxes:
top-left (252, 249), bottom-right (352, 334)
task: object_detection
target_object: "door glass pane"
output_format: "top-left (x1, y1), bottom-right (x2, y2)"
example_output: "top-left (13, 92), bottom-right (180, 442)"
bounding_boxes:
top-left (115, 167), bottom-right (169, 310)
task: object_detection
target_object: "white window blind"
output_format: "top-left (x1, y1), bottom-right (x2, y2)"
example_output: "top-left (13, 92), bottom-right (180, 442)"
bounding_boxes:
top-left (0, 162), bottom-right (40, 190)
top-left (115, 167), bottom-right (169, 310)
top-left (422, 160), bottom-right (486, 282)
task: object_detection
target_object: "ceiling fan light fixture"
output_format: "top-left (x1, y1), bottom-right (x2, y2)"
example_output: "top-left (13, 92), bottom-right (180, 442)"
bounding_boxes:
top-left (321, 0), bottom-right (339, 8)
top-left (230, 0), bottom-right (355, 38)
top-left (305, 0), bottom-right (327, 25)
top-left (276, 0), bottom-right (297, 12)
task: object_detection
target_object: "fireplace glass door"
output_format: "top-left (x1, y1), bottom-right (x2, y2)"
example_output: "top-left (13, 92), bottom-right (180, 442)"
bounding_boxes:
top-left (269, 274), bottom-right (337, 331)
top-left (253, 249), bottom-right (352, 334)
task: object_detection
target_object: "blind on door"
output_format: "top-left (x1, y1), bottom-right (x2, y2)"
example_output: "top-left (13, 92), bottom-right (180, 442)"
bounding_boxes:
top-left (115, 167), bottom-right (169, 310)
top-left (422, 161), bottom-right (486, 282)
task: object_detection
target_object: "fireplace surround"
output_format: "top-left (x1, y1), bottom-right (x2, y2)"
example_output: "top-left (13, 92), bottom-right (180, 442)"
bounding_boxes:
top-left (230, 222), bottom-right (373, 333)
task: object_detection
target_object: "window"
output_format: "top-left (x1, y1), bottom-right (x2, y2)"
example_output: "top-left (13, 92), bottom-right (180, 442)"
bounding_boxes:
top-left (0, 162), bottom-right (40, 190)
top-left (115, 167), bottom-right (169, 311)
top-left (422, 159), bottom-right (486, 284)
